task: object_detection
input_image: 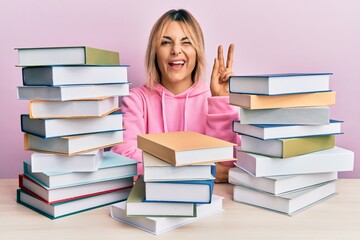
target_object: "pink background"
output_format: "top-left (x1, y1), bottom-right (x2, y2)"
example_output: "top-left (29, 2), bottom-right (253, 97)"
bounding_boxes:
top-left (0, 0), bottom-right (359, 178)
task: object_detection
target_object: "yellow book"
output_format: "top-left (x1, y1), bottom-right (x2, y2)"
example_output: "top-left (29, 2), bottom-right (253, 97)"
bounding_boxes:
top-left (240, 135), bottom-right (335, 158)
top-left (16, 46), bottom-right (120, 66)
top-left (229, 91), bottom-right (336, 110)
top-left (137, 131), bottom-right (236, 166)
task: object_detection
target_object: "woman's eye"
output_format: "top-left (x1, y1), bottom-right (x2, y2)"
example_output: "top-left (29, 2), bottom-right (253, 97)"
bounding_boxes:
top-left (161, 41), bottom-right (171, 45)
top-left (182, 41), bottom-right (192, 45)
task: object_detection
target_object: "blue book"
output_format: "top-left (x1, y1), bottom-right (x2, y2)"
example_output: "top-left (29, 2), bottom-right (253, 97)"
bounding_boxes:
top-left (21, 111), bottom-right (124, 138)
top-left (23, 151), bottom-right (138, 188)
top-left (229, 73), bottom-right (332, 95)
top-left (232, 119), bottom-right (343, 140)
top-left (144, 179), bottom-right (214, 204)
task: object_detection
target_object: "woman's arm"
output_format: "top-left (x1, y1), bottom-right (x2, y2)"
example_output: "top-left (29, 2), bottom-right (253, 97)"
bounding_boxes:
top-left (111, 90), bottom-right (146, 174)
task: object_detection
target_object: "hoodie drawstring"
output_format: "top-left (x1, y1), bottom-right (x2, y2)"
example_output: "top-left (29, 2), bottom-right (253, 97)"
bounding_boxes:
top-left (183, 92), bottom-right (189, 131)
top-left (161, 89), bottom-right (190, 133)
top-left (161, 90), bottom-right (168, 132)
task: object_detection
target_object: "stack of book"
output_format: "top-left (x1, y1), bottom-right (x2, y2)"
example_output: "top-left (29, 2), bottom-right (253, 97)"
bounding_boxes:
top-left (110, 131), bottom-right (235, 235)
top-left (15, 46), bottom-right (138, 219)
top-left (228, 73), bottom-right (355, 216)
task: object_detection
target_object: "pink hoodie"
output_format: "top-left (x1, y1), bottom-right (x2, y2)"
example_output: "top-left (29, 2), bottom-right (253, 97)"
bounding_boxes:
top-left (111, 82), bottom-right (240, 174)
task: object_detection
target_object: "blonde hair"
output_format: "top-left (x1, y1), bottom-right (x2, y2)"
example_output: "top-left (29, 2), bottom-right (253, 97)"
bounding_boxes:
top-left (145, 9), bottom-right (205, 89)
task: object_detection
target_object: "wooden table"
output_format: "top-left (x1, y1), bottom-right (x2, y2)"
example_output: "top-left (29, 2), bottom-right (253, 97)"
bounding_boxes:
top-left (0, 179), bottom-right (359, 239)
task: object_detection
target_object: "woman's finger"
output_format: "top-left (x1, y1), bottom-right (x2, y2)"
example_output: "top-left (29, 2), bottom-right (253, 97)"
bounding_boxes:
top-left (210, 58), bottom-right (220, 83)
top-left (220, 70), bottom-right (235, 83)
top-left (226, 43), bottom-right (234, 69)
top-left (217, 45), bottom-right (225, 68)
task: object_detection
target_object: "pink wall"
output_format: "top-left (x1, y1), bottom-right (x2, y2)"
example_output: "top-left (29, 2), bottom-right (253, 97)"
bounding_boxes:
top-left (1, 0), bottom-right (359, 178)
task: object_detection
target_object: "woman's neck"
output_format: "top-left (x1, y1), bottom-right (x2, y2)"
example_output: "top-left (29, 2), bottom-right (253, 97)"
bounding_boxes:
top-left (161, 79), bottom-right (193, 95)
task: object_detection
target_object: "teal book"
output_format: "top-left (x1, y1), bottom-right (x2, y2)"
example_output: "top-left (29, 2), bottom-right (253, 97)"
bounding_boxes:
top-left (17, 188), bottom-right (131, 220)
top-left (23, 151), bottom-right (138, 188)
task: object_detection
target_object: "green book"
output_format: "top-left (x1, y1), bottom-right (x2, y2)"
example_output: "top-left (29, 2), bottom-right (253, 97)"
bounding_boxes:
top-left (126, 176), bottom-right (196, 217)
top-left (240, 135), bottom-right (336, 158)
top-left (16, 46), bottom-right (120, 66)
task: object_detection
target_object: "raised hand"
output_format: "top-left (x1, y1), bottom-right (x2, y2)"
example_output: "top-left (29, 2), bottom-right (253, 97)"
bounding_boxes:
top-left (210, 44), bottom-right (235, 96)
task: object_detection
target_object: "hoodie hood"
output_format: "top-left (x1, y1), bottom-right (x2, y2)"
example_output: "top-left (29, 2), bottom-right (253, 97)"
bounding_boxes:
top-left (151, 82), bottom-right (210, 132)
top-left (152, 81), bottom-right (209, 98)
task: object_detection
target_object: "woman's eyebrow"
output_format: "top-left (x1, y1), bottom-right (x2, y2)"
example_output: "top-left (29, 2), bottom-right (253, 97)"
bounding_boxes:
top-left (162, 36), bottom-right (189, 41)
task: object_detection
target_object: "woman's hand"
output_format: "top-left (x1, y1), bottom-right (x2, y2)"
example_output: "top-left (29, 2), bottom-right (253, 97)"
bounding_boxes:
top-left (210, 44), bottom-right (235, 96)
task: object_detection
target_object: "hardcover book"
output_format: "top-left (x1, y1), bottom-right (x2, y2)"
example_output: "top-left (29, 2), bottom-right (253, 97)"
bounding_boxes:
top-left (30, 150), bottom-right (104, 172)
top-left (229, 73), bottom-right (332, 95)
top-left (235, 146), bottom-right (354, 177)
top-left (232, 119), bottom-right (343, 140)
top-left (240, 134), bottom-right (335, 158)
top-left (22, 65), bottom-right (128, 86)
top-left (21, 111), bottom-right (123, 138)
top-left (19, 174), bottom-right (133, 204)
top-left (17, 83), bottom-right (130, 101)
top-left (228, 167), bottom-right (337, 195)
top-left (144, 179), bottom-right (214, 204)
top-left (143, 152), bottom-right (215, 182)
top-left (240, 106), bottom-right (330, 125)
top-left (24, 151), bottom-right (137, 188)
top-left (17, 187), bottom-right (131, 219)
top-left (16, 46), bottom-right (120, 66)
top-left (24, 130), bottom-right (124, 156)
top-left (229, 91), bottom-right (336, 110)
top-left (29, 97), bottom-right (120, 119)
top-left (233, 181), bottom-right (336, 216)
top-left (137, 131), bottom-right (235, 166)
top-left (126, 176), bottom-right (196, 217)
top-left (110, 195), bottom-right (223, 235)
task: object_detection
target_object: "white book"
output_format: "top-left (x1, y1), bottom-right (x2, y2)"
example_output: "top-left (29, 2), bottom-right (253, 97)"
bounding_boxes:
top-left (21, 112), bottom-right (123, 138)
top-left (25, 131), bottom-right (123, 156)
top-left (19, 174), bottom-right (133, 204)
top-left (111, 195), bottom-right (223, 235)
top-left (143, 152), bottom-right (215, 182)
top-left (17, 83), bottom-right (129, 101)
top-left (233, 181), bottom-right (336, 216)
top-left (232, 120), bottom-right (343, 140)
top-left (235, 147), bottom-right (354, 177)
top-left (229, 73), bottom-right (331, 95)
top-left (24, 151), bottom-right (137, 188)
top-left (30, 150), bottom-right (104, 172)
top-left (29, 97), bottom-right (119, 119)
top-left (240, 107), bottom-right (330, 125)
top-left (17, 188), bottom-right (131, 219)
top-left (22, 65), bottom-right (128, 86)
top-left (144, 179), bottom-right (214, 204)
top-left (229, 167), bottom-right (338, 195)
top-left (16, 46), bottom-right (119, 66)
top-left (126, 176), bottom-right (196, 217)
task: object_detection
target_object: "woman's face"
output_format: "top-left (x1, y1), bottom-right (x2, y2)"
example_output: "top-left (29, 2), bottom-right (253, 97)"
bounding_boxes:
top-left (156, 21), bottom-right (197, 92)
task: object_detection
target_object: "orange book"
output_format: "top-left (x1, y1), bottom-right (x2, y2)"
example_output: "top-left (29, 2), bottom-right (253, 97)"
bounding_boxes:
top-left (137, 131), bottom-right (236, 166)
top-left (229, 91), bottom-right (336, 110)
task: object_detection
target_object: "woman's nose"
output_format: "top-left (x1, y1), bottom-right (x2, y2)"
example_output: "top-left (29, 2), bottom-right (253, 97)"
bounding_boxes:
top-left (171, 44), bottom-right (182, 56)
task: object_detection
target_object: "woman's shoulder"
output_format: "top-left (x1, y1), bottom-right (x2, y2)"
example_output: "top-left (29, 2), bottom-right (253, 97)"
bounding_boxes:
top-left (125, 84), bottom-right (160, 102)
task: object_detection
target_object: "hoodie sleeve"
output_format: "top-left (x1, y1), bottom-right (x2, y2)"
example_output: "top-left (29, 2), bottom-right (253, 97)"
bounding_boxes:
top-left (206, 96), bottom-right (241, 166)
top-left (111, 90), bottom-right (145, 174)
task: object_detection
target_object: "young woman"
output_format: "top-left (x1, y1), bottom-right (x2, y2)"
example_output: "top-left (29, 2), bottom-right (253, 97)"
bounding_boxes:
top-left (111, 9), bottom-right (240, 182)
